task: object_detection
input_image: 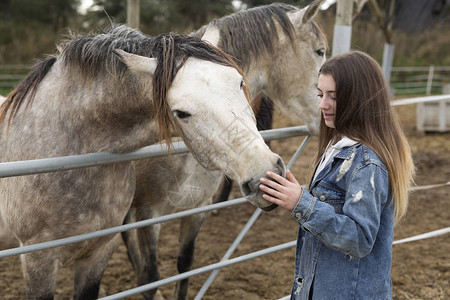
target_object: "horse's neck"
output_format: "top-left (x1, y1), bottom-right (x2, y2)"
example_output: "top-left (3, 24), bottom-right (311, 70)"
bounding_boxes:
top-left (238, 51), bottom-right (273, 100)
top-left (5, 66), bottom-right (159, 157)
top-left (74, 80), bottom-right (159, 153)
top-left (245, 65), bottom-right (268, 98)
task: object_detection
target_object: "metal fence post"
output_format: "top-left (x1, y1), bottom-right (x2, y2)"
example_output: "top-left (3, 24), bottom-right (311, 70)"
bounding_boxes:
top-left (426, 64), bottom-right (435, 95)
top-left (194, 135), bottom-right (312, 299)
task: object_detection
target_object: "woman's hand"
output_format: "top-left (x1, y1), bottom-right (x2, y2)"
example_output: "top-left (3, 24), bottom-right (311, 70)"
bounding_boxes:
top-left (259, 169), bottom-right (303, 211)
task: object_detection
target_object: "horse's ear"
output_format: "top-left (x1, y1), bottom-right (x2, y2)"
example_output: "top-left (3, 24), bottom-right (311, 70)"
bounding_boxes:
top-left (302, 0), bottom-right (323, 23)
top-left (201, 20), bottom-right (220, 47)
top-left (289, 0), bottom-right (324, 25)
top-left (113, 49), bottom-right (157, 75)
top-left (302, 0), bottom-right (324, 23)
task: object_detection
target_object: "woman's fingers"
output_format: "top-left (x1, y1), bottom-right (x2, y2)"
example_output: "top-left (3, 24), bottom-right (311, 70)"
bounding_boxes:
top-left (259, 176), bottom-right (283, 190)
top-left (259, 182), bottom-right (285, 199)
top-left (265, 171), bottom-right (289, 185)
top-left (264, 170), bottom-right (298, 189)
top-left (286, 169), bottom-right (299, 185)
top-left (259, 169), bottom-right (302, 211)
top-left (262, 192), bottom-right (282, 204)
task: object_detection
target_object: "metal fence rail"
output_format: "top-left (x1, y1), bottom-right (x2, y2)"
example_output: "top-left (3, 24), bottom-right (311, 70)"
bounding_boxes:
top-left (0, 125), bottom-right (309, 257)
top-left (0, 125), bottom-right (309, 178)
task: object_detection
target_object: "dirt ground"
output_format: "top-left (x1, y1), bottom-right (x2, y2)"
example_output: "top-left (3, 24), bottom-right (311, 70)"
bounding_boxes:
top-left (0, 103), bottom-right (449, 299)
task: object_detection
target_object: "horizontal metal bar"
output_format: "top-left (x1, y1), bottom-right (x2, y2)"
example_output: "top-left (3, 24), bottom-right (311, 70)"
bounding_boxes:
top-left (0, 126), bottom-right (310, 178)
top-left (0, 75), bottom-right (25, 80)
top-left (0, 141), bottom-right (186, 178)
top-left (409, 181), bottom-right (450, 191)
top-left (391, 94), bottom-right (450, 106)
top-left (391, 81), bottom-right (432, 88)
top-left (392, 88), bottom-right (428, 95)
top-left (0, 83), bottom-right (18, 87)
top-left (393, 227), bottom-right (450, 245)
top-left (0, 64), bottom-right (32, 70)
top-left (99, 240), bottom-right (298, 300)
top-left (0, 197), bottom-right (248, 259)
top-left (391, 66), bottom-right (450, 71)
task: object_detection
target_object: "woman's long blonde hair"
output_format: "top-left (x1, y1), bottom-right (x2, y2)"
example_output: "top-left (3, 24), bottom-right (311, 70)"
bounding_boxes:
top-left (313, 51), bottom-right (415, 223)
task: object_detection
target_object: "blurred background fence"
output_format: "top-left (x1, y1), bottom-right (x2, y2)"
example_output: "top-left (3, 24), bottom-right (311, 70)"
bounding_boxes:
top-left (390, 65), bottom-right (450, 95)
top-left (0, 64), bottom-right (31, 90)
top-left (2, 64), bottom-right (449, 96)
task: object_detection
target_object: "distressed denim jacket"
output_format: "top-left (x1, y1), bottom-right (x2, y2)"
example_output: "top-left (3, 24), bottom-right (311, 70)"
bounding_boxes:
top-left (290, 143), bottom-right (394, 300)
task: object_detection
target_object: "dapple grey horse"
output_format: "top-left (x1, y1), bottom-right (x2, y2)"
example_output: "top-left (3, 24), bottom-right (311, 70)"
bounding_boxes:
top-left (0, 24), bottom-right (285, 299)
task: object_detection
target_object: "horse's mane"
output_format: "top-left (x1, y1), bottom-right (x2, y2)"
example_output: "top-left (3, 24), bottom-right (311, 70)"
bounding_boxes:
top-left (192, 3), bottom-right (326, 68)
top-left (0, 57), bottom-right (56, 129)
top-left (0, 24), bottom-right (251, 144)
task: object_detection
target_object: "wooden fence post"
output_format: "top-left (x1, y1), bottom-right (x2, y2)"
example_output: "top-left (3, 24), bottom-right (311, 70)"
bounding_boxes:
top-left (332, 0), bottom-right (354, 56)
top-left (127, 0), bottom-right (140, 29)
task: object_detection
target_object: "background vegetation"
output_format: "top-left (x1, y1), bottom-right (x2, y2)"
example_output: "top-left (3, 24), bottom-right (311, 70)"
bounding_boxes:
top-left (0, 0), bottom-right (448, 66)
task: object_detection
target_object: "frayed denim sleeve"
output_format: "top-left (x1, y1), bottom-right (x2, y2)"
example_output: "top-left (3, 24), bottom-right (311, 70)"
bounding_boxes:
top-left (291, 163), bottom-right (389, 258)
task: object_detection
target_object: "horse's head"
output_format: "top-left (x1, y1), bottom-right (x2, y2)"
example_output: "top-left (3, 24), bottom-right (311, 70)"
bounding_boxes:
top-left (114, 25), bottom-right (285, 211)
top-left (270, 0), bottom-right (327, 134)
top-left (204, 1), bottom-right (327, 135)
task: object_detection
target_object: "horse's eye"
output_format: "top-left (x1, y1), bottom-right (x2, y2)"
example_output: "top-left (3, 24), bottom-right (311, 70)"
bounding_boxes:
top-left (315, 48), bottom-right (325, 57)
top-left (240, 79), bottom-right (245, 89)
top-left (173, 110), bottom-right (191, 119)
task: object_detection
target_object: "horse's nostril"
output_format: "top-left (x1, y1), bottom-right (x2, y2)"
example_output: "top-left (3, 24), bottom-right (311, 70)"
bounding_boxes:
top-left (261, 203), bottom-right (279, 211)
top-left (241, 180), bottom-right (253, 196)
top-left (276, 157), bottom-right (286, 177)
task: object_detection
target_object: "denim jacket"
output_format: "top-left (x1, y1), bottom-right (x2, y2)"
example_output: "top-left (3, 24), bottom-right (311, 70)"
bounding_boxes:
top-left (290, 143), bottom-right (394, 300)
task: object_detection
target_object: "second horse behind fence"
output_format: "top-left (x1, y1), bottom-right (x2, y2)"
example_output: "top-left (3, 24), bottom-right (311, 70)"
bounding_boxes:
top-left (124, 1), bottom-right (327, 299)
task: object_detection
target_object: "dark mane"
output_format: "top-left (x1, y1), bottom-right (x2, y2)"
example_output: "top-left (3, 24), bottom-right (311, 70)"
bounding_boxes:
top-left (0, 57), bottom-right (56, 128)
top-left (0, 24), bottom-right (250, 144)
top-left (61, 25), bottom-right (153, 79)
top-left (192, 3), bottom-right (326, 67)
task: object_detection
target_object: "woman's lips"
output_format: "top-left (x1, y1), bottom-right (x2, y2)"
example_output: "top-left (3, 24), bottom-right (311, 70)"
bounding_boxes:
top-left (323, 113), bottom-right (334, 120)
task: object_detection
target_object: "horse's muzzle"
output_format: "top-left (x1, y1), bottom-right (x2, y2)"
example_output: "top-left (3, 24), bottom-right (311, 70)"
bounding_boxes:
top-left (260, 202), bottom-right (279, 211)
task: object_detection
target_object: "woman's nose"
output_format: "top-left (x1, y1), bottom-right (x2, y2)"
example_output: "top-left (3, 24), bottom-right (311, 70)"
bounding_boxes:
top-left (319, 97), bottom-right (327, 109)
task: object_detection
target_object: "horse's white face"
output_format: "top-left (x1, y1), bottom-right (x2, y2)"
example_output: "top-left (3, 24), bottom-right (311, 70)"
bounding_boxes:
top-left (168, 58), bottom-right (285, 210)
top-left (116, 51), bottom-right (285, 211)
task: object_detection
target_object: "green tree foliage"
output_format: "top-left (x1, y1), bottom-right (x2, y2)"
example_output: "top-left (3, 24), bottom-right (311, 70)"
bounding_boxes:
top-left (3, 0), bottom-right (79, 29)
top-left (165, 0), bottom-right (235, 32)
top-left (0, 0), bottom-right (448, 66)
top-left (0, 0), bottom-right (80, 63)
top-left (86, 0), bottom-right (235, 34)
top-left (87, 0), bottom-right (127, 24)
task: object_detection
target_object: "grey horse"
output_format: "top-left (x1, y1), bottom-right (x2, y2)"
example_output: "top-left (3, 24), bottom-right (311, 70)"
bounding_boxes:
top-left (0, 24), bottom-right (285, 299)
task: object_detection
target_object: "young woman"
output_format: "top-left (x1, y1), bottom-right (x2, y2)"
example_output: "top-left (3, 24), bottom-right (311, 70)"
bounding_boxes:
top-left (259, 51), bottom-right (415, 299)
